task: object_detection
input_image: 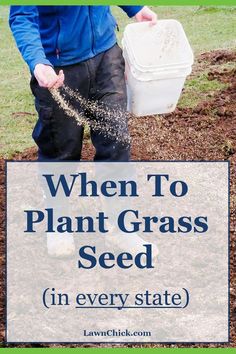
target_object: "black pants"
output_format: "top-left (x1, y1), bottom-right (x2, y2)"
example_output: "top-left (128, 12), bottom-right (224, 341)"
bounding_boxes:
top-left (30, 44), bottom-right (130, 161)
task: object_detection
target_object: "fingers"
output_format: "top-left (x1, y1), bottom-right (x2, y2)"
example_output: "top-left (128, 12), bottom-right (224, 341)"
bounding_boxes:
top-left (36, 72), bottom-right (58, 88)
top-left (52, 70), bottom-right (65, 89)
top-left (34, 64), bottom-right (64, 89)
top-left (140, 14), bottom-right (157, 26)
top-left (47, 75), bottom-right (61, 89)
top-left (149, 13), bottom-right (157, 26)
top-left (144, 8), bottom-right (157, 26)
top-left (134, 6), bottom-right (157, 26)
top-left (38, 71), bottom-right (64, 89)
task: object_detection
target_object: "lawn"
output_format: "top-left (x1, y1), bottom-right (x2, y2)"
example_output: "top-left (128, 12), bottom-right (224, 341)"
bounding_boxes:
top-left (0, 5), bottom-right (235, 158)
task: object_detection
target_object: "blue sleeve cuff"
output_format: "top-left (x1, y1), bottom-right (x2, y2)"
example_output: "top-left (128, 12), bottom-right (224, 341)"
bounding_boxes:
top-left (119, 6), bottom-right (143, 18)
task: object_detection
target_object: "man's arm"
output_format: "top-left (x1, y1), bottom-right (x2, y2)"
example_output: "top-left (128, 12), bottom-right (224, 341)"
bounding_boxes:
top-left (9, 6), bottom-right (64, 88)
top-left (9, 6), bottom-right (52, 73)
top-left (119, 6), bottom-right (157, 24)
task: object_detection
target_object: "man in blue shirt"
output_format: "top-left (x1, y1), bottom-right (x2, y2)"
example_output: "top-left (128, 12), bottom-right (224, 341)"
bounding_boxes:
top-left (9, 6), bottom-right (157, 162)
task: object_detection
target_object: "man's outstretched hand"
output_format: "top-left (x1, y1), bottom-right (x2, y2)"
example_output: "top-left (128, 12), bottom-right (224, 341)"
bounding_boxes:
top-left (135, 6), bottom-right (157, 25)
top-left (34, 64), bottom-right (64, 89)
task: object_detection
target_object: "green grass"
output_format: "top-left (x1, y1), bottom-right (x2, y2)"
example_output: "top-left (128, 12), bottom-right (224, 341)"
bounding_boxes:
top-left (178, 71), bottom-right (227, 108)
top-left (0, 6), bottom-right (35, 157)
top-left (0, 6), bottom-right (236, 158)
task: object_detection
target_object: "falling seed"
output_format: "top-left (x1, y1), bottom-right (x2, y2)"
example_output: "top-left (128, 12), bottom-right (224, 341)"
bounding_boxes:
top-left (50, 85), bottom-right (132, 147)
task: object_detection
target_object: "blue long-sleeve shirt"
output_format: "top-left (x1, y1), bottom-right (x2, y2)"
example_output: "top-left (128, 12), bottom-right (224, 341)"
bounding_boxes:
top-left (9, 6), bottom-right (143, 72)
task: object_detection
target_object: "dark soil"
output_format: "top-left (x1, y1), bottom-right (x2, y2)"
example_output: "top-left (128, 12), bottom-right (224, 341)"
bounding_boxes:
top-left (0, 49), bottom-right (235, 348)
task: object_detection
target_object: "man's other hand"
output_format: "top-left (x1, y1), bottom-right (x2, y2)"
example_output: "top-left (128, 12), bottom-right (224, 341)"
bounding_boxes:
top-left (135, 6), bottom-right (157, 25)
top-left (34, 64), bottom-right (65, 89)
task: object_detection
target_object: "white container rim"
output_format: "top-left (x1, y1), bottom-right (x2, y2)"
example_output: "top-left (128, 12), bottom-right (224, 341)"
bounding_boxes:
top-left (123, 45), bottom-right (193, 74)
top-left (123, 20), bottom-right (194, 71)
top-left (123, 37), bottom-right (194, 71)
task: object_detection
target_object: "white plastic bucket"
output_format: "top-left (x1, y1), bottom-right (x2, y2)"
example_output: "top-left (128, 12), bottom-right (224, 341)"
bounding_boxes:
top-left (122, 20), bottom-right (194, 116)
